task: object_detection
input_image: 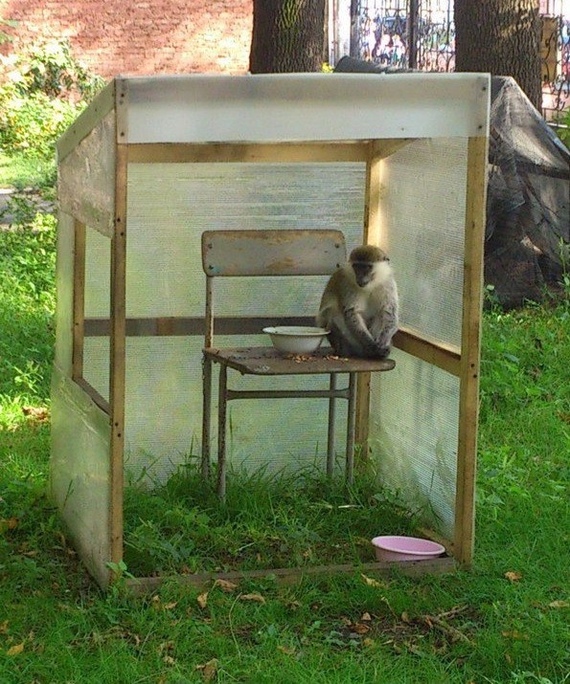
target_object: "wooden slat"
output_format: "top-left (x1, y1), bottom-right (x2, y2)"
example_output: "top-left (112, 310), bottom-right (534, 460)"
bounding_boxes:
top-left (355, 140), bottom-right (386, 451)
top-left (125, 556), bottom-right (456, 594)
top-left (82, 316), bottom-right (462, 377)
top-left (393, 327), bottom-right (461, 376)
top-left (84, 316), bottom-right (318, 336)
top-left (56, 80), bottom-right (116, 162)
top-left (202, 229), bottom-right (346, 277)
top-left (109, 142), bottom-right (128, 576)
top-left (204, 346), bottom-right (395, 376)
top-left (72, 221), bottom-right (86, 380)
top-left (127, 141), bottom-right (370, 164)
top-left (454, 136), bottom-right (488, 566)
top-left (73, 377), bottom-right (111, 415)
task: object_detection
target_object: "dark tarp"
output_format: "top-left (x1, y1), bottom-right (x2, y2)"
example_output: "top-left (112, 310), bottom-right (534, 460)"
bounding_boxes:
top-left (335, 57), bottom-right (570, 308)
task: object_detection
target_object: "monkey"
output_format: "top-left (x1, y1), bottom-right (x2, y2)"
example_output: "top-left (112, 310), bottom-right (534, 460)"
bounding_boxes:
top-left (316, 244), bottom-right (399, 359)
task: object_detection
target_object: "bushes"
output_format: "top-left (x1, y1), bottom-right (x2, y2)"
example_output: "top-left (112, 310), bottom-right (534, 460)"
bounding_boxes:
top-left (0, 39), bottom-right (104, 163)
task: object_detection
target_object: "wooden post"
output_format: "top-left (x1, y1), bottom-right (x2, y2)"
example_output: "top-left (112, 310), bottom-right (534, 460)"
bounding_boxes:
top-left (109, 80), bottom-right (128, 575)
top-left (355, 141), bottom-right (384, 454)
top-left (454, 135), bottom-right (488, 566)
top-left (72, 220), bottom-right (86, 381)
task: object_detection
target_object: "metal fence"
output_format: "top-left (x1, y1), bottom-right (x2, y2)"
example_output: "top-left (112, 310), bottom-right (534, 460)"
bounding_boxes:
top-left (330, 0), bottom-right (569, 118)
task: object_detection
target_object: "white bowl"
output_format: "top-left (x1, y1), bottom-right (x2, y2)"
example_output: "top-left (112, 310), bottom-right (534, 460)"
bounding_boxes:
top-left (263, 326), bottom-right (328, 354)
top-left (371, 535), bottom-right (446, 562)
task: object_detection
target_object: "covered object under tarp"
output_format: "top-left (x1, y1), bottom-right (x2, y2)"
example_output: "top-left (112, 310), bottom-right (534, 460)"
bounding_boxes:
top-left (335, 57), bottom-right (570, 308)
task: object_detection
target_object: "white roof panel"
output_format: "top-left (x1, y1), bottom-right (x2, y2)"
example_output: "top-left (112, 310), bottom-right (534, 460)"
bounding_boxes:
top-left (121, 72), bottom-right (490, 144)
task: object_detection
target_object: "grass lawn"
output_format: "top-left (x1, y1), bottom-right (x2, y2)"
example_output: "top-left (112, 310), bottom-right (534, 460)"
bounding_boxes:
top-left (0, 165), bottom-right (569, 682)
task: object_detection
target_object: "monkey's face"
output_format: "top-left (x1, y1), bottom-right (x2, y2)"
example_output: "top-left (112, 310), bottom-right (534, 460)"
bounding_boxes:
top-left (351, 258), bottom-right (391, 288)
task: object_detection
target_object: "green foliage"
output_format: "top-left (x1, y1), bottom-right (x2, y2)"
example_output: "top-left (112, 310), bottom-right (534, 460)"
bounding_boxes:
top-left (0, 39), bottom-right (104, 162)
top-left (0, 212), bottom-right (55, 414)
top-left (553, 108), bottom-right (570, 148)
top-left (4, 38), bottom-right (104, 100)
top-left (0, 88), bottom-right (82, 159)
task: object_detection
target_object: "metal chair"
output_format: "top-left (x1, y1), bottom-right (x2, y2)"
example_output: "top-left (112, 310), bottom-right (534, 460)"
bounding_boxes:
top-left (201, 229), bottom-right (395, 499)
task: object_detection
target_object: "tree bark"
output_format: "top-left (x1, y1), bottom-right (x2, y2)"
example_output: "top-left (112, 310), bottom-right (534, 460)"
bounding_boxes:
top-left (455, 0), bottom-right (542, 111)
top-left (249, 0), bottom-right (327, 73)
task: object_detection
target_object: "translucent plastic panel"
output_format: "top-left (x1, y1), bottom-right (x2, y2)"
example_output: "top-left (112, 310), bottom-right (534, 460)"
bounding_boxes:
top-left (121, 336), bottom-right (348, 485)
top-left (83, 337), bottom-right (110, 402)
top-left (58, 111), bottom-right (115, 236)
top-left (369, 349), bottom-right (459, 539)
top-left (83, 226), bottom-right (111, 401)
top-left (125, 163), bottom-right (366, 318)
top-left (381, 138), bottom-right (468, 349)
top-left (51, 368), bottom-right (111, 587)
top-left (125, 74), bottom-right (490, 144)
top-left (84, 226), bottom-right (111, 318)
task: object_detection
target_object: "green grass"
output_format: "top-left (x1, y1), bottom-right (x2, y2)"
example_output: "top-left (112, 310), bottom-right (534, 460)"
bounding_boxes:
top-left (1, 160), bottom-right (569, 682)
top-left (123, 465), bottom-right (417, 577)
top-left (0, 150), bottom-right (56, 191)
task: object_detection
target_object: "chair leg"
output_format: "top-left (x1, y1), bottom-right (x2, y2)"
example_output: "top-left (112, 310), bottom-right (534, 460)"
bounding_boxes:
top-left (345, 372), bottom-right (357, 485)
top-left (326, 373), bottom-right (337, 478)
top-left (201, 355), bottom-right (212, 480)
top-left (217, 363), bottom-right (228, 500)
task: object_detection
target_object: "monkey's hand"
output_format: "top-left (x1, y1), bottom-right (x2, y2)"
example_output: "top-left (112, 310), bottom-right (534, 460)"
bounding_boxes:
top-left (344, 308), bottom-right (384, 357)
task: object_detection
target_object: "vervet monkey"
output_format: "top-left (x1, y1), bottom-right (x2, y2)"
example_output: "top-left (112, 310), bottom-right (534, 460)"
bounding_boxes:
top-left (317, 245), bottom-right (399, 359)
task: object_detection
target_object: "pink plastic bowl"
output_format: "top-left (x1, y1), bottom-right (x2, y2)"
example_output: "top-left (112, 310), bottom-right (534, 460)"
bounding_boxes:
top-left (371, 535), bottom-right (446, 562)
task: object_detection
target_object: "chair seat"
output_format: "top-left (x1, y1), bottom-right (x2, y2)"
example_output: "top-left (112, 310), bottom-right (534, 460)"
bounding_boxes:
top-left (204, 346), bottom-right (396, 376)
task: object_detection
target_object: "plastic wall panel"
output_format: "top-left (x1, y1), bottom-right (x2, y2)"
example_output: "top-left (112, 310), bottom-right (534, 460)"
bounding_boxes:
top-left (125, 73), bottom-right (490, 144)
top-left (83, 227), bottom-right (111, 401)
top-left (84, 226), bottom-right (111, 318)
top-left (380, 139), bottom-right (468, 348)
top-left (120, 336), bottom-right (347, 485)
top-left (125, 163), bottom-right (366, 318)
top-left (50, 367), bottom-right (111, 587)
top-left (369, 349), bottom-right (459, 538)
top-left (58, 111), bottom-right (115, 236)
top-left (83, 337), bottom-right (110, 401)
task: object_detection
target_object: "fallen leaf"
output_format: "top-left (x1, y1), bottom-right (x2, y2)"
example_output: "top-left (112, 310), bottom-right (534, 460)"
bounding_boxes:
top-left (213, 578), bottom-right (238, 593)
top-left (502, 630), bottom-right (528, 640)
top-left (277, 644), bottom-right (295, 655)
top-left (350, 622), bottom-right (370, 635)
top-left (163, 655), bottom-right (176, 665)
top-left (240, 593), bottom-right (266, 604)
top-left (197, 592), bottom-right (208, 609)
top-left (361, 612), bottom-right (372, 621)
top-left (7, 643), bottom-right (24, 656)
top-left (0, 518), bottom-right (18, 532)
top-left (361, 573), bottom-right (387, 589)
top-left (548, 600), bottom-right (570, 609)
top-left (362, 637), bottom-right (375, 648)
top-left (504, 571), bottom-right (522, 582)
top-left (22, 406), bottom-right (49, 422)
top-left (0, 621), bottom-right (8, 634)
top-left (196, 658), bottom-right (218, 682)
top-left (163, 602), bottom-right (178, 611)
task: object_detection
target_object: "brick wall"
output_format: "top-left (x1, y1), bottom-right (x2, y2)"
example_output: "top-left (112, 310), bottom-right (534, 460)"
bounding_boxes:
top-left (0, 0), bottom-right (252, 79)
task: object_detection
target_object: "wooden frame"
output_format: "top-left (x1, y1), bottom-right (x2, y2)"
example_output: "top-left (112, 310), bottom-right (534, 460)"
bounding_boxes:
top-left (54, 73), bottom-right (489, 589)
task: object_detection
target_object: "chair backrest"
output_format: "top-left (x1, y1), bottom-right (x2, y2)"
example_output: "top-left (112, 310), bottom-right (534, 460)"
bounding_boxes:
top-left (201, 229), bottom-right (346, 277)
top-left (201, 230), bottom-right (347, 345)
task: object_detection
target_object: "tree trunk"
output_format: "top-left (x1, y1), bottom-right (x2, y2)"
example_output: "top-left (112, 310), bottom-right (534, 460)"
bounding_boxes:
top-left (455, 0), bottom-right (542, 111)
top-left (249, 0), bottom-right (326, 73)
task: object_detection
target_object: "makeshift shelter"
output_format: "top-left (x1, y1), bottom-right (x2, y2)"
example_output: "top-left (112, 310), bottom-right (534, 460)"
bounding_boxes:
top-left (335, 57), bottom-right (570, 308)
top-left (52, 72), bottom-right (490, 590)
